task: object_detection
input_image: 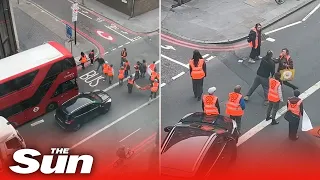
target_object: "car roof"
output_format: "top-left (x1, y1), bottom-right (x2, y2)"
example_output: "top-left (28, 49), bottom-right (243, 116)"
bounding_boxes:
top-left (61, 94), bottom-right (94, 114)
top-left (161, 126), bottom-right (217, 175)
top-left (0, 116), bottom-right (17, 143)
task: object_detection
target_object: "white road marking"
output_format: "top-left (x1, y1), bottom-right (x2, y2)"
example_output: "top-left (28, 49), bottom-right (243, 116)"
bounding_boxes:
top-left (161, 83), bottom-right (166, 87)
top-left (104, 25), bottom-right (134, 42)
top-left (265, 21), bottom-right (302, 35)
top-left (266, 37), bottom-right (275, 42)
top-left (206, 56), bottom-right (215, 61)
top-left (31, 119), bottom-right (44, 127)
top-left (79, 11), bottom-right (92, 19)
top-left (238, 59), bottom-right (244, 63)
top-left (103, 51), bottom-right (109, 55)
top-left (119, 128), bottom-right (141, 142)
top-left (121, 31), bottom-right (128, 34)
top-left (302, 2), bottom-right (320, 21)
top-left (70, 96), bottom-right (159, 149)
top-left (238, 80), bottom-right (320, 146)
top-left (161, 45), bottom-right (176, 50)
top-left (202, 54), bottom-right (209, 58)
top-left (118, 45), bottom-right (123, 48)
top-left (112, 48), bottom-right (116, 51)
top-left (161, 54), bottom-right (189, 69)
top-left (172, 72), bottom-right (185, 80)
top-left (103, 60), bottom-right (160, 92)
top-left (302, 110), bottom-right (313, 131)
top-left (125, 42), bottom-right (131, 45)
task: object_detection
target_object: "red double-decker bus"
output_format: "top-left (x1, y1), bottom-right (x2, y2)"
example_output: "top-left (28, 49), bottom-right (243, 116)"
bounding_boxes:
top-left (0, 41), bottom-right (79, 127)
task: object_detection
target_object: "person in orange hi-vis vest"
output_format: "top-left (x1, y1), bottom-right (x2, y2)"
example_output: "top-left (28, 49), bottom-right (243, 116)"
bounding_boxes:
top-left (266, 72), bottom-right (282, 125)
top-left (202, 87), bottom-right (220, 116)
top-left (150, 68), bottom-right (160, 83)
top-left (189, 50), bottom-right (206, 101)
top-left (148, 61), bottom-right (156, 73)
top-left (150, 78), bottom-right (159, 100)
top-left (120, 48), bottom-right (127, 67)
top-left (107, 64), bottom-right (114, 85)
top-left (247, 23), bottom-right (262, 63)
top-left (225, 85), bottom-right (246, 133)
top-left (124, 59), bottom-right (130, 78)
top-left (79, 52), bottom-right (87, 69)
top-left (134, 61), bottom-right (140, 80)
top-left (118, 66), bottom-right (125, 86)
top-left (127, 75), bottom-right (135, 94)
top-left (284, 89), bottom-right (304, 141)
top-left (102, 63), bottom-right (110, 82)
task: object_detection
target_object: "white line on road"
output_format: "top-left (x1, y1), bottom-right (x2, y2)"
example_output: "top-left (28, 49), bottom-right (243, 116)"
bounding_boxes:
top-left (302, 2), bottom-right (320, 21)
top-left (112, 48), bottom-right (116, 51)
top-left (202, 54), bottom-right (209, 58)
top-left (103, 51), bottom-right (109, 55)
top-left (161, 54), bottom-right (189, 69)
top-left (206, 56), bottom-right (216, 61)
top-left (103, 60), bottom-right (160, 92)
top-left (118, 45), bottom-right (123, 48)
top-left (125, 42), bottom-right (131, 45)
top-left (266, 37), bottom-right (275, 42)
top-left (119, 128), bottom-right (141, 142)
top-left (265, 21), bottom-right (302, 35)
top-left (172, 72), bottom-right (185, 80)
top-left (31, 119), bottom-right (44, 127)
top-left (104, 25), bottom-right (134, 42)
top-left (79, 12), bottom-right (92, 19)
top-left (238, 80), bottom-right (320, 146)
top-left (161, 83), bottom-right (166, 88)
top-left (70, 96), bottom-right (159, 149)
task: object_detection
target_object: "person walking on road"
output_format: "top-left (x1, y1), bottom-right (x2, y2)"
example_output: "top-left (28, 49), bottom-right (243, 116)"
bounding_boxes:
top-left (149, 78), bottom-right (159, 100)
top-left (274, 48), bottom-right (298, 90)
top-left (102, 62), bottom-right (110, 82)
top-left (79, 52), bottom-right (87, 69)
top-left (107, 64), bottom-right (114, 85)
top-left (150, 68), bottom-right (160, 83)
top-left (124, 59), bottom-right (130, 78)
top-left (89, 49), bottom-right (95, 65)
top-left (244, 50), bottom-right (275, 105)
top-left (96, 57), bottom-right (105, 72)
top-left (134, 61), bottom-right (140, 80)
top-left (127, 75), bottom-right (135, 94)
top-left (140, 60), bottom-right (147, 78)
top-left (266, 72), bottom-right (283, 125)
top-left (225, 85), bottom-right (246, 133)
top-left (118, 66), bottom-right (125, 86)
top-left (121, 48), bottom-right (127, 67)
top-left (284, 90), bottom-right (303, 141)
top-left (189, 50), bottom-right (207, 101)
top-left (202, 87), bottom-right (220, 116)
top-left (247, 23), bottom-right (262, 63)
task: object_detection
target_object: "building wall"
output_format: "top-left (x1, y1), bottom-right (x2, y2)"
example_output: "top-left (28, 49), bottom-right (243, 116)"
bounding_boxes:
top-left (0, 0), bottom-right (18, 59)
top-left (133, 0), bottom-right (158, 17)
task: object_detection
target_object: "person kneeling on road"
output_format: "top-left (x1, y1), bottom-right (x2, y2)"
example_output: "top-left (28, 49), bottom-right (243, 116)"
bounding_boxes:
top-left (127, 75), bottom-right (135, 94)
top-left (202, 87), bottom-right (220, 116)
top-left (266, 72), bottom-right (283, 125)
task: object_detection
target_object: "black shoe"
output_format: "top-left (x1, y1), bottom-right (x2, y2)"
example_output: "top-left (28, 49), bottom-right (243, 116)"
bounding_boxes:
top-left (266, 117), bottom-right (272, 121)
top-left (271, 120), bottom-right (279, 125)
top-left (197, 97), bottom-right (201, 101)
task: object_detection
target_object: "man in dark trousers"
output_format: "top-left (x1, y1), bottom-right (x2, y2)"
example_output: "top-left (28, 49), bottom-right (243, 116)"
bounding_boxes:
top-left (244, 50), bottom-right (275, 106)
top-left (96, 57), bottom-right (105, 72)
top-left (274, 48), bottom-right (298, 90)
top-left (127, 75), bottom-right (135, 94)
top-left (140, 60), bottom-right (147, 78)
top-left (189, 50), bottom-right (206, 101)
top-left (247, 23), bottom-right (262, 63)
top-left (285, 90), bottom-right (304, 141)
top-left (89, 49), bottom-right (95, 65)
top-left (266, 72), bottom-right (283, 125)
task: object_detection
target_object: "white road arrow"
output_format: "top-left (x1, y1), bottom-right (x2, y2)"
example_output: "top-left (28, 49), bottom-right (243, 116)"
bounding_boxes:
top-left (96, 30), bottom-right (113, 41)
top-left (302, 109), bottom-right (313, 131)
top-left (161, 45), bottom-right (176, 50)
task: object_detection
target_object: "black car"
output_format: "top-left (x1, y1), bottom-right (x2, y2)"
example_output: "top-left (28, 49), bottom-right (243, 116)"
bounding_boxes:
top-left (54, 90), bottom-right (111, 131)
top-left (161, 112), bottom-right (239, 179)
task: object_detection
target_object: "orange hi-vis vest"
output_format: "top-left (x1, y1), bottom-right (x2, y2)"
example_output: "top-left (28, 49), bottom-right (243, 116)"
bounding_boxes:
top-left (151, 82), bottom-right (159, 92)
top-left (118, 69), bottom-right (124, 80)
top-left (189, 59), bottom-right (205, 79)
top-left (128, 79), bottom-right (134, 84)
top-left (202, 95), bottom-right (219, 115)
top-left (124, 62), bottom-right (129, 70)
top-left (107, 67), bottom-right (114, 76)
top-left (81, 56), bottom-right (87, 63)
top-left (103, 64), bottom-right (109, 74)
top-left (249, 28), bottom-right (259, 49)
top-left (150, 71), bottom-right (159, 81)
top-left (268, 78), bottom-right (281, 102)
top-left (288, 99), bottom-right (302, 117)
top-left (149, 63), bottom-right (155, 72)
top-left (121, 50), bottom-right (127, 58)
top-left (225, 92), bottom-right (244, 116)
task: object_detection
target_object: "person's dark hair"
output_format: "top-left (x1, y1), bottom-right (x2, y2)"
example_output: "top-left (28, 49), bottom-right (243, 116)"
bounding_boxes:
top-left (143, 59), bottom-right (146, 63)
top-left (293, 89), bottom-right (300, 97)
top-left (255, 23), bottom-right (261, 28)
top-left (282, 48), bottom-right (289, 55)
top-left (192, 50), bottom-right (203, 66)
top-left (265, 50), bottom-right (273, 60)
top-left (81, 52), bottom-right (84, 56)
top-left (274, 72), bottom-right (281, 80)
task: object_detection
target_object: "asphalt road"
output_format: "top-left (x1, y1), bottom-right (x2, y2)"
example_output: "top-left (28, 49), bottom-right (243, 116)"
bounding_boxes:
top-left (161, 0), bottom-right (320, 176)
top-left (16, 0), bottom-right (159, 173)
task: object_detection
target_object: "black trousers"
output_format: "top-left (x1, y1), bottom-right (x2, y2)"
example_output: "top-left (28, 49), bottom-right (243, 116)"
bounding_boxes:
top-left (289, 118), bottom-right (300, 139)
top-left (127, 84), bottom-right (133, 93)
top-left (283, 81), bottom-right (298, 90)
top-left (230, 115), bottom-right (242, 132)
top-left (192, 78), bottom-right (204, 98)
top-left (249, 46), bottom-right (261, 59)
top-left (81, 63), bottom-right (85, 69)
top-left (135, 71), bottom-right (140, 80)
top-left (150, 91), bottom-right (157, 99)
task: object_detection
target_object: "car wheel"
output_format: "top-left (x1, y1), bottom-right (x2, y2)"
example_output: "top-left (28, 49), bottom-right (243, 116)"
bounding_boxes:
top-left (102, 104), bottom-right (110, 114)
top-left (72, 123), bottom-right (82, 131)
top-left (46, 102), bottom-right (57, 113)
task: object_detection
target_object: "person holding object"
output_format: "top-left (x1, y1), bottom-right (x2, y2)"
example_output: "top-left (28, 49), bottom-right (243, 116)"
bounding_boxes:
top-left (189, 50), bottom-right (207, 101)
top-left (266, 72), bottom-right (283, 125)
top-left (284, 90), bottom-right (303, 141)
top-left (247, 23), bottom-right (262, 63)
top-left (274, 48), bottom-right (298, 90)
top-left (244, 50), bottom-right (275, 105)
top-left (202, 87), bottom-right (220, 116)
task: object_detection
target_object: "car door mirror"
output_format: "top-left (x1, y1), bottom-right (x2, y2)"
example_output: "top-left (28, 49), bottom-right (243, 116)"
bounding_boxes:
top-left (164, 126), bottom-right (173, 132)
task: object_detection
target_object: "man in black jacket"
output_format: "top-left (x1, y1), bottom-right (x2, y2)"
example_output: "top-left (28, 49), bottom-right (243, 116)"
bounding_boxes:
top-left (244, 50), bottom-right (275, 105)
top-left (96, 57), bottom-right (105, 72)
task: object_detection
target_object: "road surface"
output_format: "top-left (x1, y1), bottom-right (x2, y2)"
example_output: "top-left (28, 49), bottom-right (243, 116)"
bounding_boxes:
top-left (16, 0), bottom-right (159, 174)
top-left (161, 1), bottom-right (320, 177)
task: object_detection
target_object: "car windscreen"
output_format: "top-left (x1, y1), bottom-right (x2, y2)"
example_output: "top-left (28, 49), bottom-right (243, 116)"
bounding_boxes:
top-left (88, 93), bottom-right (102, 103)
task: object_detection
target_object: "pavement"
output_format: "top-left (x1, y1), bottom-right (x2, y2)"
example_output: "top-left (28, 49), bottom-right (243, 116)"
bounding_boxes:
top-left (11, 0), bottom-right (159, 175)
top-left (161, 0), bottom-right (316, 44)
top-left (161, 1), bottom-right (320, 178)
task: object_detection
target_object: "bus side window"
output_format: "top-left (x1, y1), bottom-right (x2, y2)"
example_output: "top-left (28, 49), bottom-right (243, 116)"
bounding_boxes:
top-left (0, 104), bottom-right (23, 118)
top-left (47, 61), bottom-right (63, 77)
top-left (62, 58), bottom-right (76, 71)
top-left (52, 79), bottom-right (77, 97)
